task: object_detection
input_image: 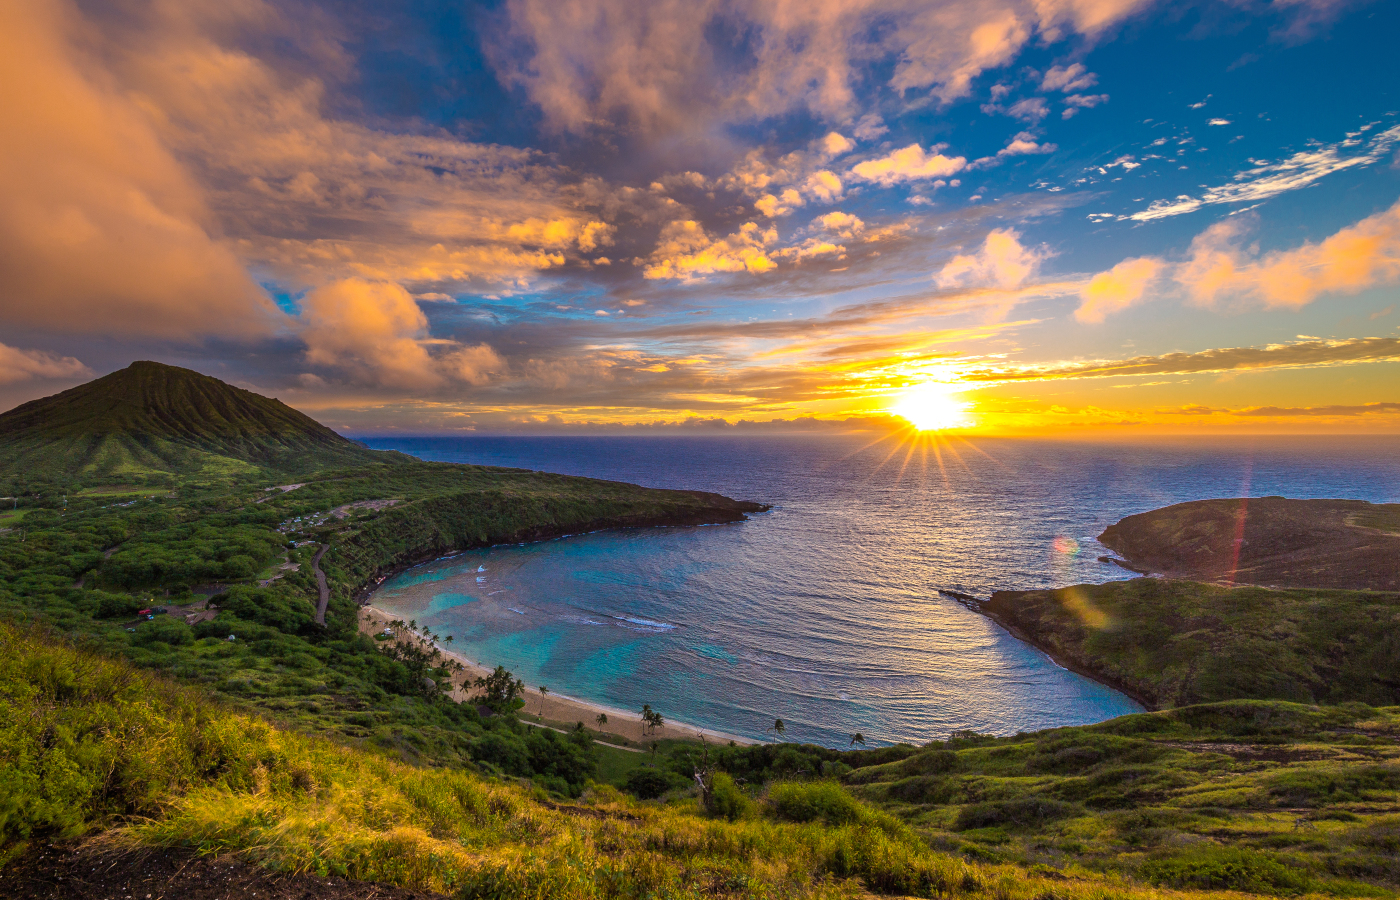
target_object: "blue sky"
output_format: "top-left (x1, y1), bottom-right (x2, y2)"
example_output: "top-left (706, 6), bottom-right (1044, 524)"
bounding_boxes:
top-left (0, 0), bottom-right (1396, 433)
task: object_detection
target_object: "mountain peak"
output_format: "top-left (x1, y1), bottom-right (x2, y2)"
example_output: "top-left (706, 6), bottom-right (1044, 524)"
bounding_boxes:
top-left (0, 362), bottom-right (381, 478)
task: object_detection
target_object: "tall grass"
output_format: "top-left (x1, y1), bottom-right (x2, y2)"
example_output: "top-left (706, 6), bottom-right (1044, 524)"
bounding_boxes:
top-left (2, 621), bottom-right (1318, 899)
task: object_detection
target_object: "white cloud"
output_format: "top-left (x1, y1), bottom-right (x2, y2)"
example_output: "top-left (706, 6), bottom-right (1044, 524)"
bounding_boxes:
top-left (853, 114), bottom-right (888, 140)
top-left (1127, 123), bottom-right (1400, 222)
top-left (1062, 92), bottom-right (1108, 117)
top-left (1040, 63), bottom-right (1097, 92)
top-left (996, 131), bottom-right (1058, 158)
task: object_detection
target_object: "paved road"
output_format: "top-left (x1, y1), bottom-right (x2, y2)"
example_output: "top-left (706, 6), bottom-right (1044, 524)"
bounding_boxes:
top-left (312, 543), bottom-right (330, 626)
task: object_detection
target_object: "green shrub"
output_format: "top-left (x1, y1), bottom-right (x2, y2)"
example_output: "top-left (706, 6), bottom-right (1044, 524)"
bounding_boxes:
top-left (885, 775), bottom-right (955, 805)
top-left (705, 772), bottom-right (752, 821)
top-left (1140, 846), bottom-right (1313, 895)
top-left (132, 616), bottom-right (193, 647)
top-left (769, 780), bottom-right (864, 825)
top-left (897, 749), bottom-right (957, 776)
top-left (625, 767), bottom-right (681, 800)
top-left (954, 798), bottom-right (1081, 831)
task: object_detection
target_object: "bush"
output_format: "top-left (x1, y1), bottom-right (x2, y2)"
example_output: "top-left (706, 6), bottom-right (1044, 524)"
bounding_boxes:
top-left (1141, 846), bottom-right (1313, 895)
top-left (94, 592), bottom-right (145, 619)
top-left (954, 798), bottom-right (1081, 831)
top-left (132, 616), bottom-right (193, 647)
top-left (705, 772), bottom-right (752, 821)
top-left (625, 767), bottom-right (679, 800)
top-left (886, 775), bottom-right (955, 805)
top-left (471, 732), bottom-right (530, 776)
top-left (768, 781), bottom-right (878, 828)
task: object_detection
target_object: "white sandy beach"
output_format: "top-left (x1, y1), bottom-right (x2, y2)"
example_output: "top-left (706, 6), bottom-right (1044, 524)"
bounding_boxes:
top-left (358, 605), bottom-right (752, 746)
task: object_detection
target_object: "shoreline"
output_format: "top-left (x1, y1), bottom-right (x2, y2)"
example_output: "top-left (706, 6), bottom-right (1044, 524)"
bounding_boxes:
top-left (969, 596), bottom-right (1157, 711)
top-left (358, 604), bottom-right (754, 746)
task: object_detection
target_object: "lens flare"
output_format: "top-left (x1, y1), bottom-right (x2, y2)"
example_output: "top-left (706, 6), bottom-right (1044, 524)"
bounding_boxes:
top-left (892, 381), bottom-right (971, 431)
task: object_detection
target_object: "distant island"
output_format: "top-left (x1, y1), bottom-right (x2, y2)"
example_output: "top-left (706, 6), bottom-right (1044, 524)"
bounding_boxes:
top-left (3, 363), bottom-right (1399, 900)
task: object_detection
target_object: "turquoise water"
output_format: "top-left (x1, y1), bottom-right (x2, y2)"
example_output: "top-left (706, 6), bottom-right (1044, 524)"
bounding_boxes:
top-left (365, 434), bottom-right (1400, 747)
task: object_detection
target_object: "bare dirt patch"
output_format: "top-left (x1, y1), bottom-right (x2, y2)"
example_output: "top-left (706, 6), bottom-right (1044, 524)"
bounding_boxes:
top-left (331, 499), bottom-right (401, 519)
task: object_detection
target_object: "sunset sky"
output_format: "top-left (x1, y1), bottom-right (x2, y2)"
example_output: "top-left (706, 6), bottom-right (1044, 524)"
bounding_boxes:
top-left (1, 0), bottom-right (1397, 434)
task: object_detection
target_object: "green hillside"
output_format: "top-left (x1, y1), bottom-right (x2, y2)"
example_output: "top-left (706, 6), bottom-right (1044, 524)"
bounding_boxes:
top-left (0, 361), bottom-right (384, 478)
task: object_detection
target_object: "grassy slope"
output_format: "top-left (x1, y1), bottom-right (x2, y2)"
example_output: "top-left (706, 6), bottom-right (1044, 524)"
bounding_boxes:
top-left (845, 701), bottom-right (1400, 896)
top-left (981, 579), bottom-right (1400, 709)
top-left (13, 620), bottom-right (1389, 900)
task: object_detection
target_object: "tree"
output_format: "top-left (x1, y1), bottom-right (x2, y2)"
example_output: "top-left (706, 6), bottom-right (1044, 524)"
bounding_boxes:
top-left (768, 718), bottom-right (786, 740)
top-left (649, 741), bottom-right (660, 762)
top-left (640, 706), bottom-right (664, 736)
top-left (538, 684), bottom-right (550, 717)
top-left (473, 665), bottom-right (525, 713)
top-left (849, 732), bottom-right (866, 747)
top-left (595, 713), bottom-right (608, 731)
top-left (640, 704), bottom-right (653, 735)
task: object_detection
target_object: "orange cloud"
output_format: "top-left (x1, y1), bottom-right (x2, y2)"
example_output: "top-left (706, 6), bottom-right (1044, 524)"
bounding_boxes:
top-left (850, 144), bottom-right (967, 186)
top-left (0, 342), bottom-right (89, 385)
top-left (1076, 257), bottom-right (1161, 322)
top-left (1078, 198), bottom-right (1400, 319)
top-left (1180, 200), bottom-right (1400, 309)
top-left (936, 229), bottom-right (1045, 290)
top-left (643, 221), bottom-right (778, 280)
top-left (300, 278), bottom-right (504, 388)
top-left (0, 0), bottom-right (279, 339)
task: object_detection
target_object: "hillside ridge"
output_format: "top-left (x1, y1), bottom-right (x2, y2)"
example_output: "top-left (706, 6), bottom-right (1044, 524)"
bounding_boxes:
top-left (0, 361), bottom-right (383, 477)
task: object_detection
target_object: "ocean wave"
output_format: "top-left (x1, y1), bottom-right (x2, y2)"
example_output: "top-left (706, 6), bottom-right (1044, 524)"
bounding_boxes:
top-left (611, 614), bottom-right (679, 632)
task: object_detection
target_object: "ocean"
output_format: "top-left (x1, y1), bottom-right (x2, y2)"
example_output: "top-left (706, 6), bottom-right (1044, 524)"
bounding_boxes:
top-left (360, 434), bottom-right (1400, 747)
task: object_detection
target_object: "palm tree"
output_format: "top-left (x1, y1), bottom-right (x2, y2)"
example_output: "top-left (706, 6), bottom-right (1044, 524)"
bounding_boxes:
top-left (767, 718), bottom-right (786, 740)
top-left (849, 732), bottom-right (866, 747)
top-left (538, 685), bottom-right (550, 717)
top-left (649, 741), bottom-right (660, 762)
top-left (595, 713), bottom-right (608, 731)
top-left (640, 704), bottom-right (654, 735)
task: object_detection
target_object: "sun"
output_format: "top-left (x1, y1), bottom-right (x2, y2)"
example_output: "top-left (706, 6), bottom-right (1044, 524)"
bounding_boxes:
top-left (892, 381), bottom-right (971, 431)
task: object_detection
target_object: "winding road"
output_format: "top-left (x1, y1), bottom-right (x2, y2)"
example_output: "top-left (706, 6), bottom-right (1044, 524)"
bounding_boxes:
top-left (312, 543), bottom-right (330, 626)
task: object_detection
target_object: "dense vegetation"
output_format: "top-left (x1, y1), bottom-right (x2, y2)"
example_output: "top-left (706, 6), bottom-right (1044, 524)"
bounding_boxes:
top-left (981, 579), bottom-right (1400, 708)
top-left (11, 621), bottom-right (1400, 899)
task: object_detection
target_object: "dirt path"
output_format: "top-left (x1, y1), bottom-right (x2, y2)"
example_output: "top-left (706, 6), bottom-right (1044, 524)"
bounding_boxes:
top-left (312, 543), bottom-right (330, 626)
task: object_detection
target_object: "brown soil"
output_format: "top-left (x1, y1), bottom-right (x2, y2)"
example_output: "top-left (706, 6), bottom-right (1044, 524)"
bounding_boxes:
top-left (1099, 497), bottom-right (1400, 591)
top-left (0, 843), bottom-right (447, 900)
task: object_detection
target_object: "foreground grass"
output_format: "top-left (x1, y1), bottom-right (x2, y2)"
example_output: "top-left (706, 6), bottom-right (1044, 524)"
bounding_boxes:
top-left (843, 702), bottom-right (1400, 897)
top-left (5, 621), bottom-right (1348, 900)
